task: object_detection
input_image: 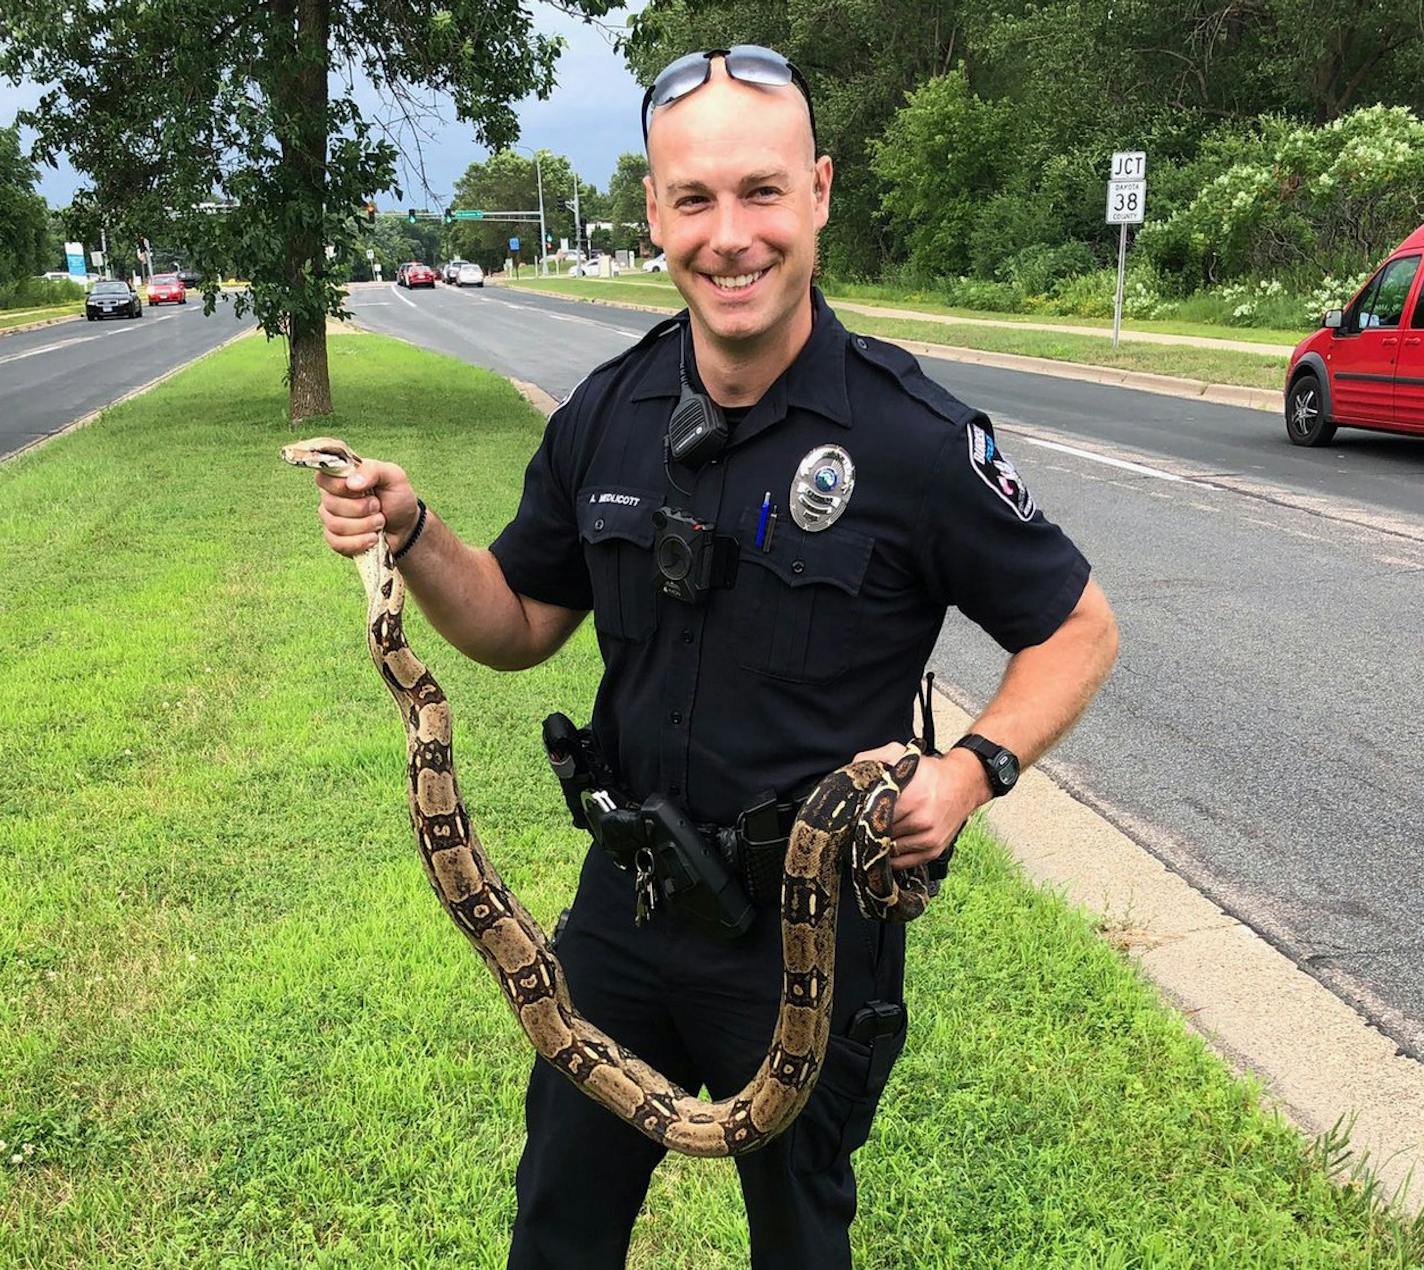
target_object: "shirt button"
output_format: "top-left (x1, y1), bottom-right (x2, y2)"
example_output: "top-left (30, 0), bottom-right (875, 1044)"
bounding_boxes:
top-left (670, 711), bottom-right (683, 725)
top-left (594, 518), bottom-right (604, 531)
top-left (791, 560), bottom-right (805, 574)
top-left (855, 336), bottom-right (868, 349)
top-left (680, 629), bottom-right (694, 644)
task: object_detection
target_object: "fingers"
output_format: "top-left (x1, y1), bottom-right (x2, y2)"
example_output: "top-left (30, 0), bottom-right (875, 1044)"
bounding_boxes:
top-left (318, 498), bottom-right (385, 557)
top-left (310, 458), bottom-right (414, 559)
top-left (851, 742), bottom-right (909, 766)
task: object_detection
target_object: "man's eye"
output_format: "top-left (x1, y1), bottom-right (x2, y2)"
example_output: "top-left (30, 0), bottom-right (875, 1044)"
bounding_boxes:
top-left (677, 196), bottom-right (707, 209)
top-left (752, 187), bottom-right (781, 199)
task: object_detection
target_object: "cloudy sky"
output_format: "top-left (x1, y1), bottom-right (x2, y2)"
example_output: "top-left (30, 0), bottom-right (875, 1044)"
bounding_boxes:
top-left (0, 1), bottom-right (649, 207)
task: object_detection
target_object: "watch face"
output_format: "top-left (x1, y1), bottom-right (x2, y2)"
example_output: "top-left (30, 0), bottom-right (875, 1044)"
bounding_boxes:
top-left (993, 752), bottom-right (1019, 789)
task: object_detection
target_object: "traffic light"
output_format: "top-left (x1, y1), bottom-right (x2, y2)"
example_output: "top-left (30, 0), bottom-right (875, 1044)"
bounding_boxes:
top-left (443, 208), bottom-right (453, 226)
top-left (365, 201), bottom-right (376, 223)
top-left (407, 208), bottom-right (417, 224)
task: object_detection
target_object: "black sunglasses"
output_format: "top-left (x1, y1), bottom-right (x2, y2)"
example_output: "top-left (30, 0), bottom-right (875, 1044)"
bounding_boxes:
top-left (641, 45), bottom-right (818, 152)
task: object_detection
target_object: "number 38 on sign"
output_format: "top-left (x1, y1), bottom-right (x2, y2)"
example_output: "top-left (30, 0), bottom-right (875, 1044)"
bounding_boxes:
top-left (1106, 179), bottom-right (1145, 224)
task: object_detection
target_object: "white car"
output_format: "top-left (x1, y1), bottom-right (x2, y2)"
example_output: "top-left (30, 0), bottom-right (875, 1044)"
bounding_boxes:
top-left (643, 253), bottom-right (667, 272)
top-left (456, 262), bottom-right (484, 288)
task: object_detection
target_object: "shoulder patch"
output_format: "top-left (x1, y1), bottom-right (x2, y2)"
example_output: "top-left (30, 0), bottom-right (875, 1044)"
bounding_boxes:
top-left (968, 422), bottom-right (1035, 521)
top-left (848, 331), bottom-right (987, 429)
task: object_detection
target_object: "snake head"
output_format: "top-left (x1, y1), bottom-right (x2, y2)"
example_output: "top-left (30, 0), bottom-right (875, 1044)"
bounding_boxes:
top-left (280, 436), bottom-right (362, 476)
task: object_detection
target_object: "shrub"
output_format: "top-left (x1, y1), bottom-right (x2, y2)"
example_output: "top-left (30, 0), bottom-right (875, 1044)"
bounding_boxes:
top-left (996, 241), bottom-right (1097, 296)
top-left (0, 276), bottom-right (86, 311)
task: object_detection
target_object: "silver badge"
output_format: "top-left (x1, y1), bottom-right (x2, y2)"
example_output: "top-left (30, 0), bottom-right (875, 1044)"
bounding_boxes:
top-left (790, 445), bottom-right (855, 532)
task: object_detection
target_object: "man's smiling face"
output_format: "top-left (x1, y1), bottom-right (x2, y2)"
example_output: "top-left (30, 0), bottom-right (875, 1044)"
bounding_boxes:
top-left (644, 58), bottom-right (832, 350)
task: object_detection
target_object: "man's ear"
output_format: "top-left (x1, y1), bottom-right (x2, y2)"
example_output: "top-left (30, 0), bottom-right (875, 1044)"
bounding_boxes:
top-left (812, 155), bottom-right (833, 231)
top-left (643, 173), bottom-right (662, 248)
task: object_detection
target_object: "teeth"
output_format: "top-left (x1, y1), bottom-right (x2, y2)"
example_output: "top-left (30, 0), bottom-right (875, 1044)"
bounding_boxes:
top-left (711, 270), bottom-right (765, 290)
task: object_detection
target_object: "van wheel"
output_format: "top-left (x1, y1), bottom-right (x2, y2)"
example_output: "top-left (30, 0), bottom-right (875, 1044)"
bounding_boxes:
top-left (1285, 372), bottom-right (1336, 447)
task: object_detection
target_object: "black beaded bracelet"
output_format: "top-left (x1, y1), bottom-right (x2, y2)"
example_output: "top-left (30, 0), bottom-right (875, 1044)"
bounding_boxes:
top-left (391, 499), bottom-right (428, 563)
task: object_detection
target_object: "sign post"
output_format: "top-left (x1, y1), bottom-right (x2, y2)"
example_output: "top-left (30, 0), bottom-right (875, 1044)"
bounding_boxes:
top-left (1106, 150), bottom-right (1146, 349)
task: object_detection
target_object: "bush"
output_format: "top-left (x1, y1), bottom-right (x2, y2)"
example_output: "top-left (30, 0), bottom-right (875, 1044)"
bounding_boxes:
top-left (938, 275), bottom-right (1026, 313)
top-left (996, 241), bottom-right (1097, 296)
top-left (0, 275), bottom-right (86, 311)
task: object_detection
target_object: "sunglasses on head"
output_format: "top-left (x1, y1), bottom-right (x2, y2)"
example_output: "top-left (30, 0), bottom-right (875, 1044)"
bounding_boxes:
top-left (641, 45), bottom-right (818, 152)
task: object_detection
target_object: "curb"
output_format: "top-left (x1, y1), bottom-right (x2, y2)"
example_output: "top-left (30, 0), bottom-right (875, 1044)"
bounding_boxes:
top-left (0, 312), bottom-right (83, 339)
top-left (1, 324), bottom-right (256, 466)
top-left (922, 685), bottom-right (1424, 1216)
top-left (495, 288), bottom-right (1286, 415)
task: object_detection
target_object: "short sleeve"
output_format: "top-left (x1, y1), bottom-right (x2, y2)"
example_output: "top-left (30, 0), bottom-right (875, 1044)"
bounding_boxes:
top-left (917, 418), bottom-right (1090, 653)
top-left (488, 394), bottom-right (594, 611)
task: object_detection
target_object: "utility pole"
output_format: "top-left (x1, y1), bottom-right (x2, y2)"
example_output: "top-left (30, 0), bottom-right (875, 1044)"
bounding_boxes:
top-left (573, 176), bottom-right (582, 264)
top-left (513, 145), bottom-right (550, 277)
top-left (99, 224), bottom-right (110, 279)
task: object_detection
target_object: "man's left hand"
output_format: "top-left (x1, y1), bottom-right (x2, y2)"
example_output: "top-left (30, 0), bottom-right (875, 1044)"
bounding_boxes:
top-left (849, 743), bottom-right (992, 869)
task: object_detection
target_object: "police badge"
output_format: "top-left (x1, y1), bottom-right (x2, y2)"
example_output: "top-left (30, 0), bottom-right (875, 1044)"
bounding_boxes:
top-left (789, 445), bottom-right (855, 531)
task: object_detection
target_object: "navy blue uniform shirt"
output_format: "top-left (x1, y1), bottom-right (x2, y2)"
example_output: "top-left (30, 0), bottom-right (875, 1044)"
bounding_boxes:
top-left (490, 290), bottom-right (1090, 824)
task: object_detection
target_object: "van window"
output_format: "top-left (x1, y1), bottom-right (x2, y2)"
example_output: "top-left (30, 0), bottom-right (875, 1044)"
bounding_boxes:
top-left (1356, 254), bottom-right (1419, 329)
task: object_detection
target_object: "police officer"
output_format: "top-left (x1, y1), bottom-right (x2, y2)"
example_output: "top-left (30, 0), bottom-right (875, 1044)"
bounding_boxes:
top-left (308, 46), bottom-right (1117, 1270)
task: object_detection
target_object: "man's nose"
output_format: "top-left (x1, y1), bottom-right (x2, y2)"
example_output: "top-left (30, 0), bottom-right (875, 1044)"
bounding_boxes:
top-left (707, 196), bottom-right (752, 259)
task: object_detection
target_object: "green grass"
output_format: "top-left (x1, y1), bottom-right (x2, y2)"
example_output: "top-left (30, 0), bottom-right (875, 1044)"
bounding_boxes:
top-left (2, 333), bottom-right (1418, 1266)
top-left (508, 272), bottom-right (1307, 346)
top-left (0, 303), bottom-right (83, 330)
top-left (504, 277), bottom-right (1289, 390)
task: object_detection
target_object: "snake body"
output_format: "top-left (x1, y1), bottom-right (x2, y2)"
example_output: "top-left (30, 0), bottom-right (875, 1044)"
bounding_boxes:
top-left (283, 437), bottom-right (936, 1157)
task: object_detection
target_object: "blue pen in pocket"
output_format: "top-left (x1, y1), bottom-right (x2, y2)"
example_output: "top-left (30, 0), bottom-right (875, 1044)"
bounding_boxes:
top-left (755, 491), bottom-right (771, 549)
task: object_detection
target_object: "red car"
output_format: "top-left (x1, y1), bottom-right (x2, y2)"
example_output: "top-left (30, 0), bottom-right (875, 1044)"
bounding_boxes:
top-left (401, 262), bottom-right (436, 288)
top-left (146, 273), bottom-right (187, 305)
top-left (1285, 223), bottom-right (1424, 445)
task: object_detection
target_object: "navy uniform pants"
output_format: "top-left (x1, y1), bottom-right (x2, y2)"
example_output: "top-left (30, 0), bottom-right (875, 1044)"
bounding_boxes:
top-left (508, 844), bottom-right (907, 1269)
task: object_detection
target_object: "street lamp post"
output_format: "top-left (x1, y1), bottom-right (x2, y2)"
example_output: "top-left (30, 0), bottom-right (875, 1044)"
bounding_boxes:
top-left (512, 144), bottom-right (549, 277)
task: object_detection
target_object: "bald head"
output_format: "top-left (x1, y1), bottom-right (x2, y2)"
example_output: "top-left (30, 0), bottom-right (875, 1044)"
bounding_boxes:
top-left (645, 56), bottom-right (817, 178)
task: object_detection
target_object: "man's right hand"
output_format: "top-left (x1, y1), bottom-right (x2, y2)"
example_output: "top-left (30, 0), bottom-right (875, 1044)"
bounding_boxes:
top-left (312, 456), bottom-right (421, 558)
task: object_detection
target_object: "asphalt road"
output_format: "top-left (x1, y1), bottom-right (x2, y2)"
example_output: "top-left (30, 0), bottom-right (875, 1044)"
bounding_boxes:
top-left (349, 280), bottom-right (1424, 1057)
top-left (0, 298), bottom-right (252, 460)
top-left (11, 279), bottom-right (1422, 1059)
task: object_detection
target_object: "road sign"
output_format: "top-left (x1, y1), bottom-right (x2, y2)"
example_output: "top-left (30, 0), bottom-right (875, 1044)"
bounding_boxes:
top-left (509, 237), bottom-right (520, 252)
top-left (452, 210), bottom-right (485, 220)
top-left (366, 248), bottom-right (375, 260)
top-left (1106, 179), bottom-right (1146, 224)
top-left (64, 241), bottom-right (86, 280)
top-left (1110, 150), bottom-right (1146, 181)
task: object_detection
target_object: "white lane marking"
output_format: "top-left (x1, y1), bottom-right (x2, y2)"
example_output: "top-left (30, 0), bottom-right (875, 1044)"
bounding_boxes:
top-left (0, 312), bottom-right (179, 366)
top-left (609, 328), bottom-right (641, 338)
top-left (1018, 435), bottom-right (1185, 482)
top-left (388, 283), bottom-right (418, 308)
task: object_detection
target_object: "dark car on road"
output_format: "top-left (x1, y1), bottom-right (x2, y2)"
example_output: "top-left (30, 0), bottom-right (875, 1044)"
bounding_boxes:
top-left (1285, 223), bottom-right (1424, 445)
top-left (86, 280), bottom-right (143, 320)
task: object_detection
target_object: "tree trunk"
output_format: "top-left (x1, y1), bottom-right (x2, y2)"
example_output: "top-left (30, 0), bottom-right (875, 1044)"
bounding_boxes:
top-left (274, 0), bottom-right (333, 423)
top-left (289, 320), bottom-right (332, 421)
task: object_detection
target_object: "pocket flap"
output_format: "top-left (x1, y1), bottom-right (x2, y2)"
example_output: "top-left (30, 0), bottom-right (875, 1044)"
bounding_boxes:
top-left (576, 487), bottom-right (659, 547)
top-left (738, 506), bottom-right (873, 596)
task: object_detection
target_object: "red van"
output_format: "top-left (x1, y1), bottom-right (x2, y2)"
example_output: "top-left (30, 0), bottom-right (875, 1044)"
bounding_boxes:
top-left (1284, 224), bottom-right (1424, 445)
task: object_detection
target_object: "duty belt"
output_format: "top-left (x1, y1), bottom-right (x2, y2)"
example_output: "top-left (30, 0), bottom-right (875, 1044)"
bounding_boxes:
top-left (698, 789), bottom-right (807, 908)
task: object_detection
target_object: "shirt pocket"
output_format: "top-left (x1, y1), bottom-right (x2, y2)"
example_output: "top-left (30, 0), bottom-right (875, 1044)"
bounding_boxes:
top-left (733, 508), bottom-right (874, 683)
top-left (576, 486), bottom-right (660, 641)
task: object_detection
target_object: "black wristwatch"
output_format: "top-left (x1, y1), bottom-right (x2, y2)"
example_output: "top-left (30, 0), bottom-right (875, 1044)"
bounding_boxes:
top-left (951, 734), bottom-right (1020, 797)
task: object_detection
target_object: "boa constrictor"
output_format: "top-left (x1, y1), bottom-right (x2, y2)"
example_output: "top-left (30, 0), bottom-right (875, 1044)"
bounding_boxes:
top-left (282, 436), bottom-right (938, 1158)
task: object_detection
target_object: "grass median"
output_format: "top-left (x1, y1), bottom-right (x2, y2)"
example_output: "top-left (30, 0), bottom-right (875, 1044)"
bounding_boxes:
top-left (505, 276), bottom-right (1290, 392)
top-left (2, 332), bottom-right (1417, 1266)
top-left (0, 303), bottom-right (83, 331)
